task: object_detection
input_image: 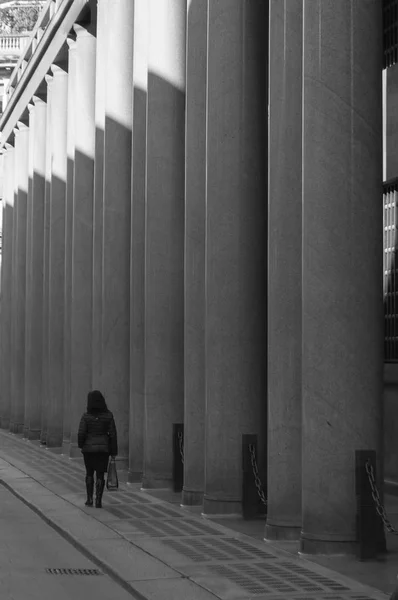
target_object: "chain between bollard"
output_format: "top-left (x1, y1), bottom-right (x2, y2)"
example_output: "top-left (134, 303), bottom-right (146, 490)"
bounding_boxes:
top-left (177, 430), bottom-right (184, 465)
top-left (248, 444), bottom-right (267, 506)
top-left (365, 460), bottom-right (397, 534)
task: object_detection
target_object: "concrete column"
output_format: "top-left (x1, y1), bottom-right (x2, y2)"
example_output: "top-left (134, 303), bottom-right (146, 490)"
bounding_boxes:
top-left (25, 97), bottom-right (47, 440)
top-left (301, 0), bottom-right (383, 554)
top-left (0, 152), bottom-right (3, 423)
top-left (129, 0), bottom-right (148, 482)
top-left (204, 1), bottom-right (268, 515)
top-left (386, 63), bottom-right (398, 181)
top-left (182, 0), bottom-right (207, 506)
top-left (143, 0), bottom-right (186, 488)
top-left (10, 136), bottom-right (18, 433)
top-left (70, 25), bottom-right (96, 456)
top-left (24, 102), bottom-right (36, 438)
top-left (47, 65), bottom-right (68, 448)
top-left (99, 0), bottom-right (134, 464)
top-left (41, 75), bottom-right (53, 445)
top-left (10, 122), bottom-right (29, 434)
top-left (266, 0), bottom-right (302, 540)
top-left (63, 38), bottom-right (77, 454)
top-left (0, 145), bottom-right (14, 429)
top-left (92, 0), bottom-right (108, 386)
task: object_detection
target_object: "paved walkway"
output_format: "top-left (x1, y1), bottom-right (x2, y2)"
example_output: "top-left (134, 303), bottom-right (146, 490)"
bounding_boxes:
top-left (0, 430), bottom-right (392, 600)
top-left (0, 485), bottom-right (135, 599)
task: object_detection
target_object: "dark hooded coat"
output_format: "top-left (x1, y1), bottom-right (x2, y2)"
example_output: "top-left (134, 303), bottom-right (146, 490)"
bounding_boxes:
top-left (77, 391), bottom-right (118, 456)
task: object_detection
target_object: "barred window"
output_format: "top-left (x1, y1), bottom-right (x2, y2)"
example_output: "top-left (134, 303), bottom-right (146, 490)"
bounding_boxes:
top-left (384, 0), bottom-right (398, 68)
top-left (384, 179), bottom-right (398, 361)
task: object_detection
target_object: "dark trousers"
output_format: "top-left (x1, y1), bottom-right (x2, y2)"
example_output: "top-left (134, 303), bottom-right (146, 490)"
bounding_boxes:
top-left (83, 452), bottom-right (109, 480)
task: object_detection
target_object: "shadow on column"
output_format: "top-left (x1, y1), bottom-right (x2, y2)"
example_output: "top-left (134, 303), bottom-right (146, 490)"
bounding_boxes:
top-left (69, 147), bottom-right (95, 458)
top-left (0, 203), bottom-right (14, 430)
top-left (143, 71), bottom-right (185, 489)
top-left (129, 85), bottom-right (146, 482)
top-left (24, 171), bottom-right (46, 440)
top-left (10, 185), bottom-right (28, 434)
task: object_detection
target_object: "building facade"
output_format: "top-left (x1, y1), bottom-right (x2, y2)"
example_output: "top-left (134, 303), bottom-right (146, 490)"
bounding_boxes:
top-left (0, 0), bottom-right (389, 555)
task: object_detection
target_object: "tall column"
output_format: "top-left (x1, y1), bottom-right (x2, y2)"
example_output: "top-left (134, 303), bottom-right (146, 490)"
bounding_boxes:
top-left (63, 37), bottom-right (77, 454)
top-left (0, 145), bottom-right (14, 429)
top-left (182, 0), bottom-right (207, 506)
top-left (129, 0), bottom-right (148, 481)
top-left (24, 102), bottom-right (36, 438)
top-left (301, 0), bottom-right (383, 554)
top-left (47, 65), bottom-right (68, 448)
top-left (99, 0), bottom-right (134, 464)
top-left (70, 25), bottom-right (96, 456)
top-left (25, 97), bottom-right (47, 440)
top-left (92, 0), bottom-right (108, 386)
top-left (41, 75), bottom-right (53, 445)
top-left (10, 136), bottom-right (18, 432)
top-left (266, 0), bottom-right (302, 540)
top-left (143, 0), bottom-right (186, 488)
top-left (10, 122), bottom-right (29, 434)
top-left (204, 1), bottom-right (268, 514)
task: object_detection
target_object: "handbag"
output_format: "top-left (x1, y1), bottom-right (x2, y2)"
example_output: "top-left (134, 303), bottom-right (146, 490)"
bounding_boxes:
top-left (106, 457), bottom-right (119, 491)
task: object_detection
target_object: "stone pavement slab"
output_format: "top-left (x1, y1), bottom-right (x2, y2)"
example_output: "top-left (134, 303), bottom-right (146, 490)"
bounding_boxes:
top-left (0, 430), bottom-right (391, 600)
top-left (0, 485), bottom-right (141, 600)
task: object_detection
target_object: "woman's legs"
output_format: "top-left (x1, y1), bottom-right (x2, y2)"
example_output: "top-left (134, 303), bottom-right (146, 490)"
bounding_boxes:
top-left (83, 456), bottom-right (95, 507)
top-left (95, 469), bottom-right (105, 508)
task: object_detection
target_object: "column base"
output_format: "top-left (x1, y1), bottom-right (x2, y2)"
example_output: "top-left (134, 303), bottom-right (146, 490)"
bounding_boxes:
top-left (265, 521), bottom-right (301, 541)
top-left (141, 475), bottom-right (173, 489)
top-left (203, 495), bottom-right (242, 516)
top-left (9, 422), bottom-right (24, 434)
top-left (0, 417), bottom-right (10, 429)
top-left (62, 440), bottom-right (71, 455)
top-left (68, 443), bottom-right (81, 458)
top-left (299, 531), bottom-right (357, 555)
top-left (45, 435), bottom-right (63, 450)
top-left (25, 429), bottom-right (41, 441)
top-left (181, 488), bottom-right (204, 506)
top-left (128, 470), bottom-right (143, 483)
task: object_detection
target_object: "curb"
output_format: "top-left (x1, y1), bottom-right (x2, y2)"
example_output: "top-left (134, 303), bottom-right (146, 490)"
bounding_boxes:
top-left (0, 477), bottom-right (148, 600)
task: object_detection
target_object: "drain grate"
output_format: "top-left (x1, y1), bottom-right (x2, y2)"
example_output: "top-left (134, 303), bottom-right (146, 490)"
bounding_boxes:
top-left (161, 536), bottom-right (277, 563)
top-left (204, 562), bottom-right (362, 598)
top-left (106, 503), bottom-right (182, 520)
top-left (46, 568), bottom-right (103, 576)
top-left (120, 518), bottom-right (222, 538)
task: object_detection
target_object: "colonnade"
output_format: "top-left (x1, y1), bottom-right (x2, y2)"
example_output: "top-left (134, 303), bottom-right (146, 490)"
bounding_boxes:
top-left (0, 0), bottom-right (384, 554)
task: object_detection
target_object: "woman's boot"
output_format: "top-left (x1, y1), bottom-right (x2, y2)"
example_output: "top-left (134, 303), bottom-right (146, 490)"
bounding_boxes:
top-left (85, 476), bottom-right (94, 507)
top-left (95, 478), bottom-right (105, 508)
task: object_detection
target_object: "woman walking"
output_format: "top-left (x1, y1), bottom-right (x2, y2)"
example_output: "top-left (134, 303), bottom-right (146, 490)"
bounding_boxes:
top-left (78, 390), bottom-right (118, 508)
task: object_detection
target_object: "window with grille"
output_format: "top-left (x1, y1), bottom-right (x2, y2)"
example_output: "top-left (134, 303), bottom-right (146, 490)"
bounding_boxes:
top-left (384, 179), bottom-right (398, 361)
top-left (384, 0), bottom-right (398, 68)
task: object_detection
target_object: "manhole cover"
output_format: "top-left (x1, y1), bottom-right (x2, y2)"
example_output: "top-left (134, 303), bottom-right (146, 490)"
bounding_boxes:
top-left (46, 568), bottom-right (103, 576)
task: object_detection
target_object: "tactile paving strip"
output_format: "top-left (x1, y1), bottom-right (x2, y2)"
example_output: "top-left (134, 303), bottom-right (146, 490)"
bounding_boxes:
top-left (161, 536), bottom-right (277, 562)
top-left (106, 503), bottom-right (184, 520)
top-left (120, 518), bottom-right (223, 537)
top-left (206, 563), bottom-right (362, 597)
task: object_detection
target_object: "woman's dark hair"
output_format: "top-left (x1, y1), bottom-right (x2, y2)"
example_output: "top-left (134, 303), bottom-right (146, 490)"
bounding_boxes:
top-left (87, 390), bottom-right (108, 414)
